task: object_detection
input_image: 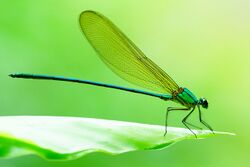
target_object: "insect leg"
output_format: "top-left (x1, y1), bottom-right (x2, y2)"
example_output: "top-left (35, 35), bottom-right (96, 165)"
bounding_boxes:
top-left (184, 121), bottom-right (202, 130)
top-left (182, 107), bottom-right (197, 138)
top-left (164, 107), bottom-right (189, 136)
top-left (198, 105), bottom-right (214, 134)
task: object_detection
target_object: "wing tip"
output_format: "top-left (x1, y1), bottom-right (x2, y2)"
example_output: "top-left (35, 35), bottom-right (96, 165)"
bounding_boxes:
top-left (79, 10), bottom-right (103, 20)
top-left (79, 10), bottom-right (105, 28)
top-left (80, 10), bottom-right (96, 16)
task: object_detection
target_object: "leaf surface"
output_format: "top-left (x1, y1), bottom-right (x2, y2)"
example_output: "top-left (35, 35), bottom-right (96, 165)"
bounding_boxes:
top-left (0, 116), bottom-right (234, 160)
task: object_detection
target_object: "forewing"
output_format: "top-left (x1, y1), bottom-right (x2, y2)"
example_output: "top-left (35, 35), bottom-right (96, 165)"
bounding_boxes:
top-left (79, 10), bottom-right (179, 94)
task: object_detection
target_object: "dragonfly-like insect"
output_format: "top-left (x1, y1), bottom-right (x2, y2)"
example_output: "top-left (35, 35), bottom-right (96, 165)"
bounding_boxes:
top-left (10, 10), bottom-right (213, 137)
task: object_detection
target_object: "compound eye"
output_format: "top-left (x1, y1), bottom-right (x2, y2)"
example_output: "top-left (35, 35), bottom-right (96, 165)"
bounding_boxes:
top-left (202, 99), bottom-right (208, 109)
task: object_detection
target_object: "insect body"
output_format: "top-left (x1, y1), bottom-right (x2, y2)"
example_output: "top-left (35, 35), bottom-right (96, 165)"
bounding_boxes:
top-left (10, 10), bottom-right (213, 137)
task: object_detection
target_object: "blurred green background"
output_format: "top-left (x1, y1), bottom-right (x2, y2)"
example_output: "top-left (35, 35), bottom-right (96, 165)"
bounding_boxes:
top-left (0, 0), bottom-right (249, 166)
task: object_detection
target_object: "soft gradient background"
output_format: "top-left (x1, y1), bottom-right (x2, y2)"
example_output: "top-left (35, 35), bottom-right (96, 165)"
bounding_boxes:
top-left (0, 0), bottom-right (249, 166)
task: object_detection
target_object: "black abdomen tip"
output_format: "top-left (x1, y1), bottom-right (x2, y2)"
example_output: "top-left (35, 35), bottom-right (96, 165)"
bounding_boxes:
top-left (9, 74), bottom-right (16, 78)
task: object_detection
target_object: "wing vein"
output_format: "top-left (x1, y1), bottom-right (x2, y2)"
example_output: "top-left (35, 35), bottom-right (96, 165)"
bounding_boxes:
top-left (79, 10), bottom-right (179, 94)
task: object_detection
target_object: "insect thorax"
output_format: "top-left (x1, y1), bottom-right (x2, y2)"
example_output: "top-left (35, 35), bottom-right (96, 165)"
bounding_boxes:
top-left (173, 87), bottom-right (198, 107)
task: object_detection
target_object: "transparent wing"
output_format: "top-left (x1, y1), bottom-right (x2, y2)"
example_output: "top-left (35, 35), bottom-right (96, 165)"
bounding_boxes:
top-left (79, 10), bottom-right (179, 94)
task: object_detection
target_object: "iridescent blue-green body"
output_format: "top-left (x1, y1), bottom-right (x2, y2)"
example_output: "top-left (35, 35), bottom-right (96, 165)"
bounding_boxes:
top-left (174, 88), bottom-right (198, 107)
top-left (176, 88), bottom-right (200, 107)
top-left (160, 87), bottom-right (208, 109)
top-left (9, 10), bottom-right (213, 137)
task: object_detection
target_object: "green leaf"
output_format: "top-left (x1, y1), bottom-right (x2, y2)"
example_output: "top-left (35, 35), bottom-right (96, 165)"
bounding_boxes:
top-left (0, 116), bottom-right (233, 160)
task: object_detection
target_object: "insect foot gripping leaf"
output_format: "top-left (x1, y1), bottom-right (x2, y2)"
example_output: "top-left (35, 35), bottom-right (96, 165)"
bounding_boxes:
top-left (0, 116), bottom-right (234, 160)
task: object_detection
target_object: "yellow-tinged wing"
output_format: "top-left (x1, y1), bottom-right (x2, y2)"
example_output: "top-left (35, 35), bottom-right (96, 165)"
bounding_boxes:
top-left (79, 10), bottom-right (179, 94)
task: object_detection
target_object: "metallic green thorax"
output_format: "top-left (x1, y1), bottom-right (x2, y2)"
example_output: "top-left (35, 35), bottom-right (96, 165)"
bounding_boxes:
top-left (175, 88), bottom-right (198, 108)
